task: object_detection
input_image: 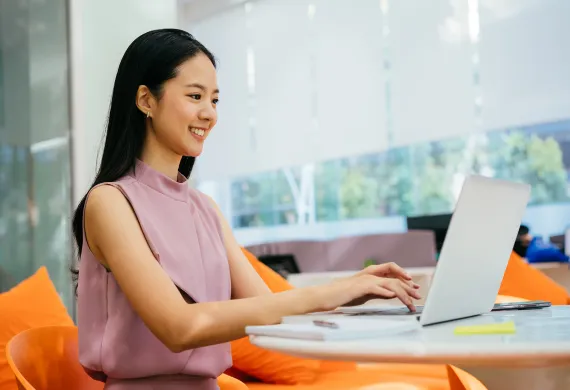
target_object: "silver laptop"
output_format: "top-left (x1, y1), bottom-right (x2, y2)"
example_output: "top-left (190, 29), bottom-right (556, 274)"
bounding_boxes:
top-left (339, 175), bottom-right (531, 326)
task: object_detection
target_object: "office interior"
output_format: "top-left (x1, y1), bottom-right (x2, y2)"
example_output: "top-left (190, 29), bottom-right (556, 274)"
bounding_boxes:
top-left (1, 1), bottom-right (570, 389)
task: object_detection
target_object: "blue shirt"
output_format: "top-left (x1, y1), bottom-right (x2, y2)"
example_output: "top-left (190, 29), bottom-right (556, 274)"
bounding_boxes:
top-left (526, 237), bottom-right (569, 263)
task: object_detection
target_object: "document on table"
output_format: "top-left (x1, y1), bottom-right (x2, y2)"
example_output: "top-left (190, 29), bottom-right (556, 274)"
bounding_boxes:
top-left (246, 318), bottom-right (420, 341)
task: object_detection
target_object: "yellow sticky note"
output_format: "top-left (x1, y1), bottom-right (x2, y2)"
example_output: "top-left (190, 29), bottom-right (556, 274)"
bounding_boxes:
top-left (454, 321), bottom-right (516, 335)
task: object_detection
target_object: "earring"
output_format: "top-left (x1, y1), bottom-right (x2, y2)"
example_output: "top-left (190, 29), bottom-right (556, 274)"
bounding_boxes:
top-left (146, 111), bottom-right (150, 119)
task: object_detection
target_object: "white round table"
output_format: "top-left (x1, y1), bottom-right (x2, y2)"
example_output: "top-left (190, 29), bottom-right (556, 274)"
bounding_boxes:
top-left (250, 306), bottom-right (570, 389)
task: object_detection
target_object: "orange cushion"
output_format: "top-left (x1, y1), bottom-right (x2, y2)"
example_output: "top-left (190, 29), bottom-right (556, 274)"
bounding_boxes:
top-left (246, 364), bottom-right (484, 390)
top-left (242, 249), bottom-right (357, 373)
top-left (217, 373), bottom-right (249, 390)
top-left (499, 252), bottom-right (570, 305)
top-left (224, 366), bottom-right (259, 383)
top-left (0, 267), bottom-right (74, 390)
top-left (243, 249), bottom-right (295, 293)
top-left (228, 249), bottom-right (320, 384)
top-left (446, 366), bottom-right (487, 390)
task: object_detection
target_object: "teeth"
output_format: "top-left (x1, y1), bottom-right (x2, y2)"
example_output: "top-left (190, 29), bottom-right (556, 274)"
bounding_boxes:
top-left (190, 128), bottom-right (205, 136)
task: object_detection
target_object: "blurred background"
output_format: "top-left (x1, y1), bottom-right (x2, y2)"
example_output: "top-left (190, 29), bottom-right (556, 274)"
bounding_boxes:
top-left (1, 0), bottom-right (569, 313)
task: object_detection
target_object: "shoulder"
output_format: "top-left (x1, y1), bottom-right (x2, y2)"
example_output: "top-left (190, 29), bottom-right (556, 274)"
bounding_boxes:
top-left (204, 193), bottom-right (221, 213)
top-left (189, 190), bottom-right (229, 239)
top-left (86, 184), bottom-right (126, 208)
top-left (84, 184), bottom-right (140, 261)
top-left (190, 188), bottom-right (223, 216)
top-left (85, 184), bottom-right (134, 225)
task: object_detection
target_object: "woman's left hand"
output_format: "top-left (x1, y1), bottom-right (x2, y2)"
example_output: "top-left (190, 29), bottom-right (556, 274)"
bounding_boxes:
top-left (355, 262), bottom-right (420, 289)
top-left (340, 263), bottom-right (421, 308)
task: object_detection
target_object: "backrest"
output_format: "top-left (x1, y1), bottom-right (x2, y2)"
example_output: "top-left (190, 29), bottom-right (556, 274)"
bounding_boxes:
top-left (246, 231), bottom-right (437, 272)
top-left (6, 326), bottom-right (103, 390)
top-left (447, 365), bottom-right (487, 390)
top-left (217, 374), bottom-right (249, 390)
top-left (499, 252), bottom-right (570, 305)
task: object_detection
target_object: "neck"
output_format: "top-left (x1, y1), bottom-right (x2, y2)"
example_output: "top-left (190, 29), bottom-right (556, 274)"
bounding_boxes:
top-left (139, 139), bottom-right (181, 181)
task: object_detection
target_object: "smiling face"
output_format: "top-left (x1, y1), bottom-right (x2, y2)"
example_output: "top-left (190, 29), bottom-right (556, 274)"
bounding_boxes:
top-left (139, 52), bottom-right (219, 158)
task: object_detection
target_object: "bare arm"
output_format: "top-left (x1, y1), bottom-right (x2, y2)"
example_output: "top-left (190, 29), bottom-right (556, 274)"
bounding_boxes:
top-left (85, 186), bottom-right (323, 352)
top-left (205, 196), bottom-right (272, 299)
top-left (85, 186), bottom-right (418, 352)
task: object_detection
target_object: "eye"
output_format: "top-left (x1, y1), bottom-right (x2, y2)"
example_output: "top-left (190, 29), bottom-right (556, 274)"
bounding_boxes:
top-left (212, 98), bottom-right (219, 105)
top-left (188, 94), bottom-right (201, 100)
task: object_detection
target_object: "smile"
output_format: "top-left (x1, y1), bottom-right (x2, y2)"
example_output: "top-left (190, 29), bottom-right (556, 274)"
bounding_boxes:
top-left (190, 127), bottom-right (206, 137)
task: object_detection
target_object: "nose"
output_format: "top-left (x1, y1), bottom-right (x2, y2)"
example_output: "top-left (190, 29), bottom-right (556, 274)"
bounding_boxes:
top-left (198, 102), bottom-right (216, 123)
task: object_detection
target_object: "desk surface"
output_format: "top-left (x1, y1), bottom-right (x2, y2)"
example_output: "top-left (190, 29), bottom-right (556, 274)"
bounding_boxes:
top-left (250, 306), bottom-right (570, 368)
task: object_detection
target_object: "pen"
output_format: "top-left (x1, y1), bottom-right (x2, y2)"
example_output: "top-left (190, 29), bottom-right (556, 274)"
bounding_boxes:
top-left (313, 320), bottom-right (339, 329)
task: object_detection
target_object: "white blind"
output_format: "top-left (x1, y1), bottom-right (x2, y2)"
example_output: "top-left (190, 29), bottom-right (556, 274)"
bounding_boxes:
top-left (250, 0), bottom-right (316, 172)
top-left (192, 0), bottom-right (389, 180)
top-left (389, 0), bottom-right (476, 146)
top-left (479, 0), bottom-right (570, 131)
top-left (190, 0), bottom-right (570, 180)
top-left (313, 0), bottom-right (387, 161)
top-left (192, 6), bottom-right (254, 180)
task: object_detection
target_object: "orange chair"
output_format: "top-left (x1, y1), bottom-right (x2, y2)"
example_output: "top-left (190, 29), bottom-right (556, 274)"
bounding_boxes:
top-left (499, 252), bottom-right (570, 305)
top-left (446, 366), bottom-right (487, 390)
top-left (6, 326), bottom-right (103, 390)
top-left (6, 325), bottom-right (246, 390)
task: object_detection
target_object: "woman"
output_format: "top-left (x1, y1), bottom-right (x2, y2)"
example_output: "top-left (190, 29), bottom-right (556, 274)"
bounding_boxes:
top-left (73, 29), bottom-right (420, 389)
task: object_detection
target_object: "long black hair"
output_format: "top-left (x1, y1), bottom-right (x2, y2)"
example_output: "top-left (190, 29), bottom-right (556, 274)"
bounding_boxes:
top-left (71, 29), bottom-right (216, 286)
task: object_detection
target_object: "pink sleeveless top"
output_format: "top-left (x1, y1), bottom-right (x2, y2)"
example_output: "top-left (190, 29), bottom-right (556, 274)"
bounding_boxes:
top-left (77, 160), bottom-right (232, 390)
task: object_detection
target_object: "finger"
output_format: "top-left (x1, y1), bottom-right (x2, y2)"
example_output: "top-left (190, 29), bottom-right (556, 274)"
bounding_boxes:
top-left (400, 278), bottom-right (421, 290)
top-left (384, 282), bottom-right (416, 312)
top-left (386, 263), bottom-right (412, 280)
top-left (371, 285), bottom-right (397, 299)
top-left (399, 280), bottom-right (422, 300)
top-left (394, 277), bottom-right (419, 292)
top-left (367, 263), bottom-right (412, 280)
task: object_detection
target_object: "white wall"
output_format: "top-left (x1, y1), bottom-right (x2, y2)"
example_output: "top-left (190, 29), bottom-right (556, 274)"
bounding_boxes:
top-left (69, 0), bottom-right (178, 206)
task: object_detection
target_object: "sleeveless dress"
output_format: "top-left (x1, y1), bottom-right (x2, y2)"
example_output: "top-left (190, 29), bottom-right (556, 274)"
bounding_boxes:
top-left (77, 159), bottom-right (232, 390)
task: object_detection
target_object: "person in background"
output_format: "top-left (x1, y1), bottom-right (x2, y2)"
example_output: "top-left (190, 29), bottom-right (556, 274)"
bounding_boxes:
top-left (72, 29), bottom-right (420, 390)
top-left (514, 224), bottom-right (569, 263)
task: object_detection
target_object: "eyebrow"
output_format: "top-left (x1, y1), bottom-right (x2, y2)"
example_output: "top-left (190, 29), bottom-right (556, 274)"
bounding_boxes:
top-left (185, 83), bottom-right (219, 94)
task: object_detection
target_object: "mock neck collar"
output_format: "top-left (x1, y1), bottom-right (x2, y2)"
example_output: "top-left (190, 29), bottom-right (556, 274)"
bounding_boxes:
top-left (131, 159), bottom-right (189, 202)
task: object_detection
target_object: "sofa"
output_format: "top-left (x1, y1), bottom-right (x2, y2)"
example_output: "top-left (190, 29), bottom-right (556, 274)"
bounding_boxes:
top-left (245, 230), bottom-right (438, 272)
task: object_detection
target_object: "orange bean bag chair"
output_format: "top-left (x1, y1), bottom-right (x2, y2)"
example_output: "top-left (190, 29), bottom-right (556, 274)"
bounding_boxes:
top-left (499, 252), bottom-right (570, 305)
top-left (228, 248), bottom-right (487, 390)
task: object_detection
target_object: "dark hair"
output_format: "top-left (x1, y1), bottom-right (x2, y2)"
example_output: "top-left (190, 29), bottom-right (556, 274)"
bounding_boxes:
top-left (71, 29), bottom-right (216, 288)
top-left (513, 224), bottom-right (530, 257)
top-left (517, 224), bottom-right (530, 238)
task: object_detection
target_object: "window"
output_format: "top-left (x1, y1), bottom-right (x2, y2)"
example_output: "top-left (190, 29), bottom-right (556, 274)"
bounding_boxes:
top-left (189, 0), bottom-right (570, 244)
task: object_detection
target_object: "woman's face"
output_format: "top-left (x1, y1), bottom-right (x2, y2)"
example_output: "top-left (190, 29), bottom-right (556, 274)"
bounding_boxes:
top-left (150, 53), bottom-right (219, 158)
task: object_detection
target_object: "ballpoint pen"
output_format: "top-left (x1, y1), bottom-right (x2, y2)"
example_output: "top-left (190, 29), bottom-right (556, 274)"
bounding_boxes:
top-left (313, 320), bottom-right (339, 329)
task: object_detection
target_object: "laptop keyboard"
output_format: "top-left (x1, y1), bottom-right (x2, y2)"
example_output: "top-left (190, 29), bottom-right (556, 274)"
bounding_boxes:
top-left (346, 305), bottom-right (424, 316)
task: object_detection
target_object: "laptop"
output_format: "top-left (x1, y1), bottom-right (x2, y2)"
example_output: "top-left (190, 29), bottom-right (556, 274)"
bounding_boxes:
top-left (338, 175), bottom-right (531, 326)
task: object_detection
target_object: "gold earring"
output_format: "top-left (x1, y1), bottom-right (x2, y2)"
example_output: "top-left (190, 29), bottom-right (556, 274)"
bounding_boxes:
top-left (146, 111), bottom-right (150, 118)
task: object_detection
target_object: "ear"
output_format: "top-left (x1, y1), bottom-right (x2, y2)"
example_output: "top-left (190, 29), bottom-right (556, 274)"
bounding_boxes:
top-left (135, 85), bottom-right (156, 117)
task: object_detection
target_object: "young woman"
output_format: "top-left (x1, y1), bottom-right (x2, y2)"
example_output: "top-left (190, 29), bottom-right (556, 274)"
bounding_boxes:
top-left (73, 29), bottom-right (420, 390)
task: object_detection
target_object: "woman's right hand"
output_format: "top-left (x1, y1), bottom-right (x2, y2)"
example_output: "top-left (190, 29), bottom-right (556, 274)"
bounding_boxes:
top-left (315, 274), bottom-right (421, 312)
